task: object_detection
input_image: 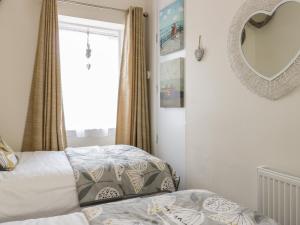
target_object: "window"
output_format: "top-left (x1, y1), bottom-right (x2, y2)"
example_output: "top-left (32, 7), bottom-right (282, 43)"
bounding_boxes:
top-left (59, 16), bottom-right (123, 139)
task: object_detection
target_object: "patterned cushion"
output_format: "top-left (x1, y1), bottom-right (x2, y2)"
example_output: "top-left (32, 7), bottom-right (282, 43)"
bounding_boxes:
top-left (0, 136), bottom-right (18, 171)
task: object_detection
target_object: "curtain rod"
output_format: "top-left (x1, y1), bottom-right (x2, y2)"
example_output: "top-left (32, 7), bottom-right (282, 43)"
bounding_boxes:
top-left (57, 0), bottom-right (148, 17)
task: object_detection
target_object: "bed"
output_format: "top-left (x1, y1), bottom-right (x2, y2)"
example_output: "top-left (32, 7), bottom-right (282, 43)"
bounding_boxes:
top-left (0, 145), bottom-right (178, 222)
top-left (0, 190), bottom-right (278, 225)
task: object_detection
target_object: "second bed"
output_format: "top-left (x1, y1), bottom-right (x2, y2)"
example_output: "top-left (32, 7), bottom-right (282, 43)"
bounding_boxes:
top-left (1, 190), bottom-right (278, 225)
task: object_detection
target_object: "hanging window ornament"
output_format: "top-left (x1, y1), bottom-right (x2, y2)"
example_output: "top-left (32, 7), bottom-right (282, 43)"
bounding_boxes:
top-left (86, 30), bottom-right (92, 70)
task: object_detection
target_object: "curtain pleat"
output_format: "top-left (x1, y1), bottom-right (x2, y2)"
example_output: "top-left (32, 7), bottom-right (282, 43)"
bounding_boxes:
top-left (116, 7), bottom-right (151, 153)
top-left (22, 0), bottom-right (67, 151)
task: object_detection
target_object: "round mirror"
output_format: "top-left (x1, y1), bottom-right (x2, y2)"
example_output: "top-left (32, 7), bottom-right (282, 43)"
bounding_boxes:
top-left (241, 1), bottom-right (300, 81)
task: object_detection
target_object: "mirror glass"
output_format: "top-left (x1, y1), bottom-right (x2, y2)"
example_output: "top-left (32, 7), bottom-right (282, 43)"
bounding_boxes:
top-left (241, 1), bottom-right (300, 80)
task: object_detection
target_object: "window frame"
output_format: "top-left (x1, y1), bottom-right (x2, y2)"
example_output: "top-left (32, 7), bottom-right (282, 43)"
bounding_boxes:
top-left (58, 16), bottom-right (124, 139)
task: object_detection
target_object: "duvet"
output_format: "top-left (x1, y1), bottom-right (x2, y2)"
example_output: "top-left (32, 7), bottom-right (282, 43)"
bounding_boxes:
top-left (1, 190), bottom-right (278, 225)
top-left (66, 145), bottom-right (179, 206)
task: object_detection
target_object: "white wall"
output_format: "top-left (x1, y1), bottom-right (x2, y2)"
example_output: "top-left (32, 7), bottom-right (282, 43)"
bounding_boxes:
top-left (0, 0), bottom-right (41, 151)
top-left (0, 0), bottom-right (148, 151)
top-left (147, 0), bottom-right (186, 188)
top-left (185, 0), bottom-right (300, 210)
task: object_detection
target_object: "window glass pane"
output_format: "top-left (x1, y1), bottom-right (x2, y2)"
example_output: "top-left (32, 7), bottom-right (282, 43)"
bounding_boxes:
top-left (59, 28), bottom-right (120, 132)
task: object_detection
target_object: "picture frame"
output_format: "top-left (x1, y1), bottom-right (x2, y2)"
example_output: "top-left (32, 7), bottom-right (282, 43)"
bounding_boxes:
top-left (160, 58), bottom-right (185, 108)
top-left (160, 0), bottom-right (184, 56)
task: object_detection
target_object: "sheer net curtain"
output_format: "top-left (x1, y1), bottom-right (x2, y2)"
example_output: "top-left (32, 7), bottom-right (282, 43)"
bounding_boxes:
top-left (59, 28), bottom-right (120, 140)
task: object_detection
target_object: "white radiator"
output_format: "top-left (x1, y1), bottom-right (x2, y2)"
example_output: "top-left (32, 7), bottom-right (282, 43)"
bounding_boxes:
top-left (257, 167), bottom-right (300, 225)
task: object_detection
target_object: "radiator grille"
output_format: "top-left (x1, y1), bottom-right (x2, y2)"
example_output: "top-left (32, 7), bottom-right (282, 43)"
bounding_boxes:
top-left (257, 167), bottom-right (300, 225)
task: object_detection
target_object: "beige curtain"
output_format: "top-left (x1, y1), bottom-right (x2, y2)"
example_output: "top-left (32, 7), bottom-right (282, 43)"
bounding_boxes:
top-left (116, 7), bottom-right (151, 153)
top-left (22, 0), bottom-right (67, 152)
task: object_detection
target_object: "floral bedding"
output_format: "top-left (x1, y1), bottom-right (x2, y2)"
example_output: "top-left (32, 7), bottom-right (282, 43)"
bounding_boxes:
top-left (66, 145), bottom-right (179, 206)
top-left (82, 190), bottom-right (278, 225)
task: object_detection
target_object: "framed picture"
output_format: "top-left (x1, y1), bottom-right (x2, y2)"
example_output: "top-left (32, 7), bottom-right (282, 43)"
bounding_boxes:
top-left (160, 58), bottom-right (185, 108)
top-left (160, 0), bottom-right (184, 56)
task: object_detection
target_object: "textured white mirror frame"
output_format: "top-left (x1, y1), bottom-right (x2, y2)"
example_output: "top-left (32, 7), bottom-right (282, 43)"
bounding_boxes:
top-left (228, 0), bottom-right (300, 100)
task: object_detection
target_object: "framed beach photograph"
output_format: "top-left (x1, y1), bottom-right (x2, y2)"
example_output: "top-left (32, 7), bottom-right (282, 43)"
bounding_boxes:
top-left (160, 58), bottom-right (185, 108)
top-left (160, 0), bottom-right (184, 56)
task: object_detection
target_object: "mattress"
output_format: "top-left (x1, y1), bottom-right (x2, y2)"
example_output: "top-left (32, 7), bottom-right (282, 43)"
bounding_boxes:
top-left (0, 151), bottom-right (79, 222)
